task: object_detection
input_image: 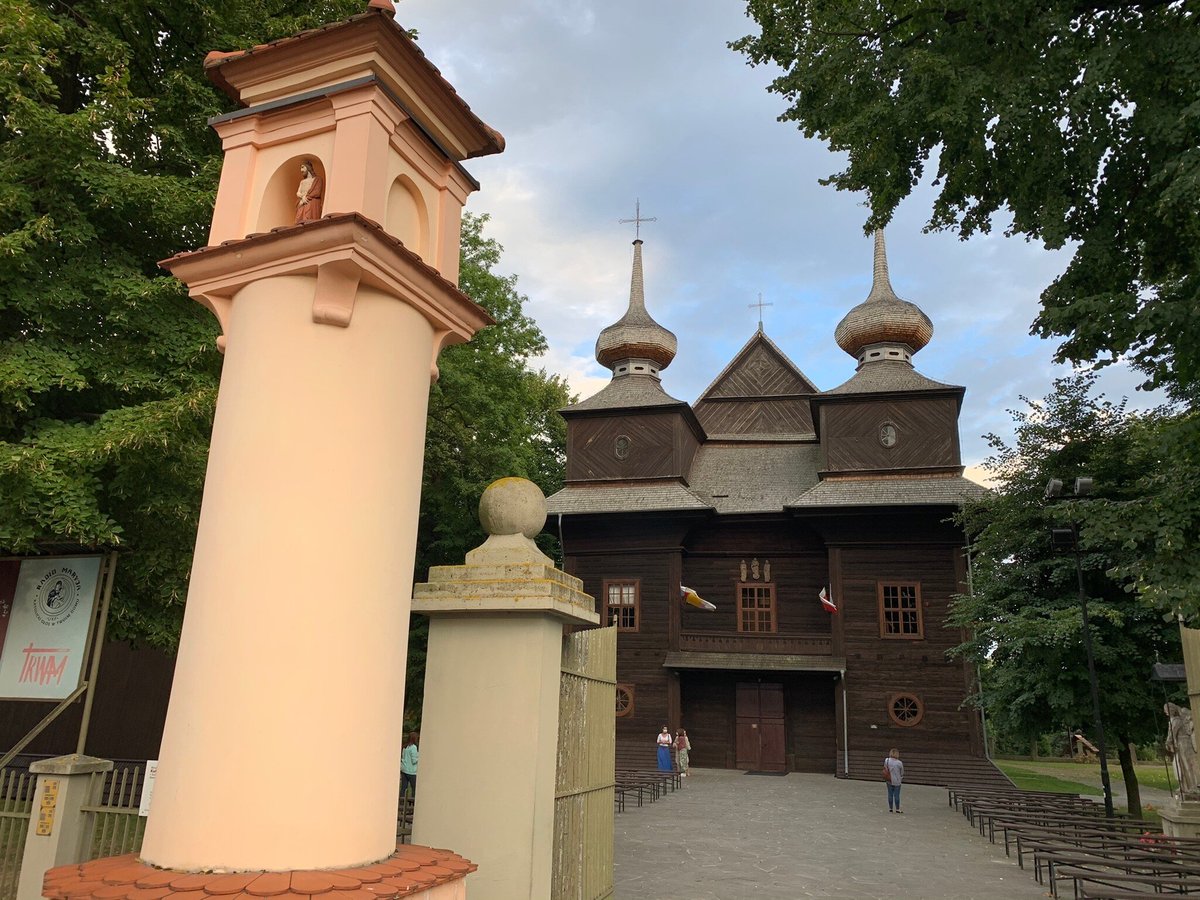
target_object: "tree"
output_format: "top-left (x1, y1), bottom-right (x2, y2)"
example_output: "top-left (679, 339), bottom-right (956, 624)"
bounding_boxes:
top-left (404, 214), bottom-right (572, 721)
top-left (0, 3), bottom-right (572, 664)
top-left (1, 1), bottom-right (365, 649)
top-left (733, 1), bottom-right (1200, 403)
top-left (950, 374), bottom-right (1184, 815)
top-left (418, 212), bottom-right (572, 578)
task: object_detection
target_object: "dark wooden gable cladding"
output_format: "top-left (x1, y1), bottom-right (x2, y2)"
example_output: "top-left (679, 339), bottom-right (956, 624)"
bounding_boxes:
top-left (817, 393), bottom-right (962, 473)
top-left (565, 406), bottom-right (702, 482)
top-left (694, 333), bottom-right (818, 438)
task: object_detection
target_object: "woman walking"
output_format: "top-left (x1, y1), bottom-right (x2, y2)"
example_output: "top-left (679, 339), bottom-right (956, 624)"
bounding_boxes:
top-left (675, 728), bottom-right (691, 777)
top-left (400, 731), bottom-right (419, 798)
top-left (884, 747), bottom-right (904, 813)
top-left (656, 725), bottom-right (673, 772)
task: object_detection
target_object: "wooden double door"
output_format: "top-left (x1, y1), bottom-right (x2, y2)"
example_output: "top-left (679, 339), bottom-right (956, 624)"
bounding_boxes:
top-left (735, 682), bottom-right (786, 773)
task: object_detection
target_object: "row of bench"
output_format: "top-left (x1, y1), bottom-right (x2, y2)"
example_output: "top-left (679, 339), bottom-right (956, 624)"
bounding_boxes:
top-left (614, 746), bottom-right (683, 813)
top-left (948, 783), bottom-right (1200, 898)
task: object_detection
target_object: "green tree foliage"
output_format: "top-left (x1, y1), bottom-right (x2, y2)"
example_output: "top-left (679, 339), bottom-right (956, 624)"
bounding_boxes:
top-left (419, 212), bottom-right (572, 577)
top-left (733, 1), bottom-right (1200, 403)
top-left (0, 0), bottom-right (364, 649)
top-left (950, 374), bottom-right (1186, 813)
top-left (405, 215), bottom-right (572, 720)
top-left (0, 2), bottom-right (571, 665)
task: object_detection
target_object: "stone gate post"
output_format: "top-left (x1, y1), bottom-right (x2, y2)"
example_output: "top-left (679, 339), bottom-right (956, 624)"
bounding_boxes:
top-left (411, 478), bottom-right (598, 899)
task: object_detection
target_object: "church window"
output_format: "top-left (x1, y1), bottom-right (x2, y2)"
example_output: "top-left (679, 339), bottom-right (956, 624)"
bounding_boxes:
top-left (615, 684), bottom-right (634, 718)
top-left (879, 582), bottom-right (923, 638)
top-left (737, 583), bottom-right (776, 633)
top-left (604, 580), bottom-right (639, 631)
top-left (888, 693), bottom-right (924, 727)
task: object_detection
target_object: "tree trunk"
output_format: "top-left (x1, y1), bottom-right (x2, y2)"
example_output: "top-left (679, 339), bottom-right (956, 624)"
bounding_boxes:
top-left (1118, 738), bottom-right (1142, 819)
top-left (1030, 736), bottom-right (1039, 759)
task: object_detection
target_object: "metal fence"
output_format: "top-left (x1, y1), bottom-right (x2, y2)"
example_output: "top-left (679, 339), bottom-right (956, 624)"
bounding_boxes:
top-left (81, 765), bottom-right (146, 861)
top-left (552, 625), bottom-right (616, 900)
top-left (0, 769), bottom-right (36, 900)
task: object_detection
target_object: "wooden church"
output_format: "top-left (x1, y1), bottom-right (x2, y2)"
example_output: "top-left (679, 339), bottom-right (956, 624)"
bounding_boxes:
top-left (546, 232), bottom-right (993, 781)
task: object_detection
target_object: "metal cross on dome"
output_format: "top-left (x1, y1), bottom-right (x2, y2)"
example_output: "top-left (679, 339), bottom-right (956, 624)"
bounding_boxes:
top-left (749, 293), bottom-right (773, 331)
top-left (619, 199), bottom-right (657, 239)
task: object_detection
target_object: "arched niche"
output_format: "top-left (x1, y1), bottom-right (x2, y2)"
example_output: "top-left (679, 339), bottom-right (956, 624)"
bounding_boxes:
top-left (257, 155), bottom-right (327, 233)
top-left (385, 175), bottom-right (429, 258)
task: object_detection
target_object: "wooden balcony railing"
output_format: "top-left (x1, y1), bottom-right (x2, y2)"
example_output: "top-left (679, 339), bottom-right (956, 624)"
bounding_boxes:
top-left (677, 632), bottom-right (832, 656)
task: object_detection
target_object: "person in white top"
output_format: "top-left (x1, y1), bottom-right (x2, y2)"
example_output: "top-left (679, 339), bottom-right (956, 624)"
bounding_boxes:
top-left (885, 748), bottom-right (904, 813)
top-left (656, 725), bottom-right (674, 772)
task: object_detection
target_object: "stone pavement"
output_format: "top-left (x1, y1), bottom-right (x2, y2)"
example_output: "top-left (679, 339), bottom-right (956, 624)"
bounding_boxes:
top-left (613, 769), bottom-right (1045, 899)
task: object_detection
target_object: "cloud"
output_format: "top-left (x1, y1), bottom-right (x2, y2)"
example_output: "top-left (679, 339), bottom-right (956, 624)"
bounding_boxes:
top-left (404, 0), bottom-right (1169, 470)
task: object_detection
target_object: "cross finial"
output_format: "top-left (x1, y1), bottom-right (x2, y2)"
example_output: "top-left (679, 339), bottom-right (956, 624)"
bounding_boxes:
top-left (619, 199), bottom-right (657, 240)
top-left (749, 293), bottom-right (773, 331)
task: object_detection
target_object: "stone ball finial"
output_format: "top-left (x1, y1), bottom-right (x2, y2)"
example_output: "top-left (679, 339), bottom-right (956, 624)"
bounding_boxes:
top-left (478, 477), bottom-right (547, 539)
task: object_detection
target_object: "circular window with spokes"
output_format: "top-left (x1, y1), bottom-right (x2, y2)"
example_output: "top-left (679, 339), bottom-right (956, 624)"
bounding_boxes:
top-left (888, 692), bottom-right (924, 727)
top-left (615, 684), bottom-right (634, 718)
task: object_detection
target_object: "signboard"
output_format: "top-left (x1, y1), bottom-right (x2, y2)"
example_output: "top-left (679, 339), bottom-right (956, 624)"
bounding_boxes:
top-left (0, 557), bottom-right (102, 700)
top-left (36, 778), bottom-right (60, 836)
top-left (139, 760), bottom-right (158, 817)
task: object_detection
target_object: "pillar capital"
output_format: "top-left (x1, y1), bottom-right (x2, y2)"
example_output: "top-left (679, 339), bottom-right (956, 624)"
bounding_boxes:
top-left (414, 556), bottom-right (597, 626)
top-left (162, 212), bottom-right (492, 364)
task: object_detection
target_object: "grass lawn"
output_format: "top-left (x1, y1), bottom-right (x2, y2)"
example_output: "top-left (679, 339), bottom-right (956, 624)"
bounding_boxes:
top-left (996, 758), bottom-right (1177, 793)
top-left (995, 758), bottom-right (1173, 824)
top-left (995, 760), bottom-right (1104, 796)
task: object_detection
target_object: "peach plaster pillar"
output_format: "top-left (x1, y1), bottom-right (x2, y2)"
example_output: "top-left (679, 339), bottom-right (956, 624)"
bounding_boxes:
top-left (42, 3), bottom-right (505, 897)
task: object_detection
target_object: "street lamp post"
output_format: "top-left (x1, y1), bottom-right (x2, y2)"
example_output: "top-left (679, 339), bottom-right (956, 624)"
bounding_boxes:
top-left (1046, 477), bottom-right (1115, 818)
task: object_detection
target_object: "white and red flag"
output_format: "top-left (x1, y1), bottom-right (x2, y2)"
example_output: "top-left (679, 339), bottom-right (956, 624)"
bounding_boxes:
top-left (819, 586), bottom-right (838, 614)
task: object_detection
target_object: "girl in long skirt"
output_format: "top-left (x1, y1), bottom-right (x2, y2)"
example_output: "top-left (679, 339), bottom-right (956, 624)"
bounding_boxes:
top-left (675, 729), bottom-right (691, 777)
top-left (656, 725), bottom-right (673, 772)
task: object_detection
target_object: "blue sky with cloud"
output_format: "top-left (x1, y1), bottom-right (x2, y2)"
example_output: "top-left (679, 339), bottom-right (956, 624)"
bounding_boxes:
top-left (402, 0), bottom-right (1162, 475)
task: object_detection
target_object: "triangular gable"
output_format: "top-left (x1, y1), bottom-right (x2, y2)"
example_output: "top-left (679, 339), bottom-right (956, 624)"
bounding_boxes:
top-left (697, 330), bottom-right (819, 401)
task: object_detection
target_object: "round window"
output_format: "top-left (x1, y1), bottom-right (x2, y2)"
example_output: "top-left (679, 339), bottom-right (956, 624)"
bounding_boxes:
top-left (888, 693), bottom-right (924, 727)
top-left (879, 422), bottom-right (899, 449)
top-left (615, 684), bottom-right (634, 718)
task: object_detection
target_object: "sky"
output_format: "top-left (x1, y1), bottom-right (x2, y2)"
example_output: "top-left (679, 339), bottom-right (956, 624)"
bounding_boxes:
top-left (400, 0), bottom-right (1163, 476)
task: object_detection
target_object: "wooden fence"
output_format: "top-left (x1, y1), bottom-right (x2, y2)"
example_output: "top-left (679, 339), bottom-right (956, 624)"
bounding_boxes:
top-left (81, 765), bottom-right (147, 861)
top-left (552, 625), bottom-right (616, 900)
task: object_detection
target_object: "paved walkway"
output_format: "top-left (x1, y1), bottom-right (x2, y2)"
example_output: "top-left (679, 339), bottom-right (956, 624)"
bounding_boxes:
top-left (613, 769), bottom-right (1045, 899)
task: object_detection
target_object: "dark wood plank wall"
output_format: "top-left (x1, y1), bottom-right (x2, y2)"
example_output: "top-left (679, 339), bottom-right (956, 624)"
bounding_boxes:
top-left (566, 412), bottom-right (699, 482)
top-left (694, 398), bottom-right (814, 437)
top-left (785, 673), bottom-right (838, 773)
top-left (569, 550), bottom-right (676, 748)
top-left (682, 519), bottom-right (829, 636)
top-left (0, 640), bottom-right (175, 761)
top-left (835, 543), bottom-right (980, 757)
top-left (819, 396), bottom-right (962, 472)
top-left (679, 671), bottom-right (735, 767)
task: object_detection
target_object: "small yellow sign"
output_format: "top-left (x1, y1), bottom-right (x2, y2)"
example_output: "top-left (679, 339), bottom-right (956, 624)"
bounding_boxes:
top-left (35, 779), bottom-right (59, 836)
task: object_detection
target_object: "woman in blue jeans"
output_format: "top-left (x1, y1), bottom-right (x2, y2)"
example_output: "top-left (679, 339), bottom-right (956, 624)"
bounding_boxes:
top-left (885, 748), bottom-right (904, 812)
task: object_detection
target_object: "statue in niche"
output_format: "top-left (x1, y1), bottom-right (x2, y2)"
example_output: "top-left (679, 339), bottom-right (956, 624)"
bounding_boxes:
top-left (1165, 702), bottom-right (1200, 798)
top-left (739, 560), bottom-right (748, 582)
top-left (763, 559), bottom-right (771, 583)
top-left (751, 558), bottom-right (760, 580)
top-left (295, 159), bottom-right (324, 223)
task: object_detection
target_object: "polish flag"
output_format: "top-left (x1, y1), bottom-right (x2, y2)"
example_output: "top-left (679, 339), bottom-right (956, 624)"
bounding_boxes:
top-left (819, 586), bottom-right (838, 614)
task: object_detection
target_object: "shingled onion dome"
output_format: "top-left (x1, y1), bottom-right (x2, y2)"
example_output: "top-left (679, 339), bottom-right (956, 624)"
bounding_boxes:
top-left (595, 239), bottom-right (677, 380)
top-left (834, 230), bottom-right (933, 367)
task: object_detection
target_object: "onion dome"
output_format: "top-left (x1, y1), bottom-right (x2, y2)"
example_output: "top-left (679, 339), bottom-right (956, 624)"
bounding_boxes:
top-left (834, 230), bottom-right (933, 365)
top-left (595, 239), bottom-right (677, 379)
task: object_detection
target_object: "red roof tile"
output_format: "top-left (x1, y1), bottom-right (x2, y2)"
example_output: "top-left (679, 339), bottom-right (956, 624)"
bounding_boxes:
top-left (44, 846), bottom-right (475, 900)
